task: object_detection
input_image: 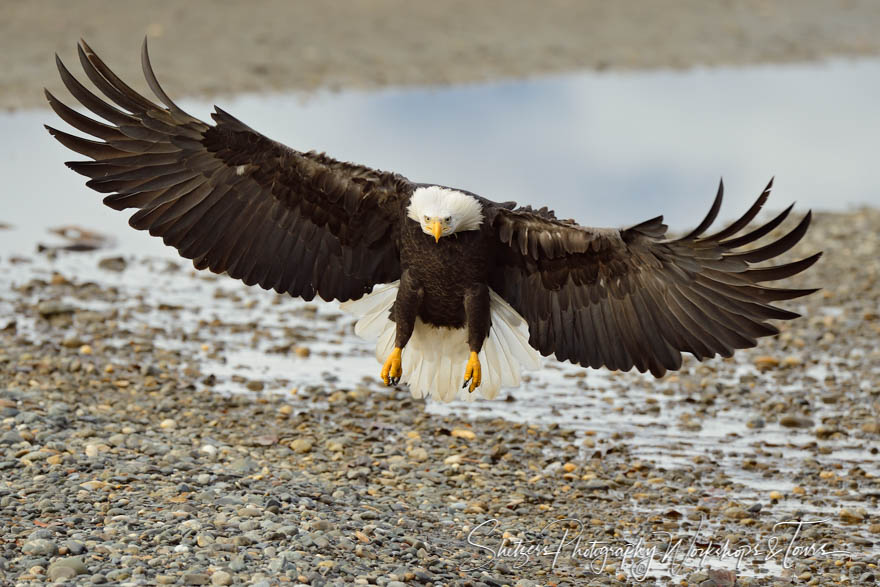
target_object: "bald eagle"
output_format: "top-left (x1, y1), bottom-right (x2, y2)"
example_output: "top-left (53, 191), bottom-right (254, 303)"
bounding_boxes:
top-left (46, 41), bottom-right (820, 402)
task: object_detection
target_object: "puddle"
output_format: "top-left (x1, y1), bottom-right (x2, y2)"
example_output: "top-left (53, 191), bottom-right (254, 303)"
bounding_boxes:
top-left (1, 59), bottom-right (878, 574)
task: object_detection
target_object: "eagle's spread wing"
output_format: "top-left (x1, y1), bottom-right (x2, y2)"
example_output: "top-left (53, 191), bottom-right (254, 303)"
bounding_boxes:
top-left (46, 40), bottom-right (411, 302)
top-left (488, 180), bottom-right (820, 377)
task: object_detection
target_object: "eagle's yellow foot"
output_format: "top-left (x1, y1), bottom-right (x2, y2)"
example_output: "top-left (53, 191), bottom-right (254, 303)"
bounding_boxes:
top-left (462, 351), bottom-right (482, 393)
top-left (381, 347), bottom-right (403, 386)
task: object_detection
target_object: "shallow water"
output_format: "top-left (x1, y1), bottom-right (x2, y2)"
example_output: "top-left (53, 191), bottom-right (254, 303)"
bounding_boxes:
top-left (1, 58), bottom-right (879, 255)
top-left (1, 60), bottom-right (878, 574)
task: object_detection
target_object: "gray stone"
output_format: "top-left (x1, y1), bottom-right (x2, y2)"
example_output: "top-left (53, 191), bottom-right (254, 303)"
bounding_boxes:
top-left (21, 451), bottom-right (49, 462)
top-left (47, 557), bottom-right (88, 580)
top-left (238, 520), bottom-right (259, 532)
top-left (47, 403), bottom-right (69, 417)
top-left (108, 433), bottom-right (128, 447)
top-left (105, 569), bottom-right (131, 581)
top-left (313, 534), bottom-right (330, 549)
top-left (183, 572), bottom-right (211, 585)
top-left (62, 540), bottom-right (86, 555)
top-left (28, 529), bottom-right (55, 540)
top-left (216, 495), bottom-right (244, 506)
top-left (16, 411), bottom-right (40, 424)
top-left (49, 565), bottom-right (78, 581)
top-left (21, 538), bottom-right (57, 556)
top-left (311, 519), bottom-right (334, 531)
top-left (585, 478), bottom-right (611, 490)
top-left (268, 557), bottom-right (292, 572)
top-left (228, 458), bottom-right (258, 475)
top-left (0, 431), bottom-right (22, 444)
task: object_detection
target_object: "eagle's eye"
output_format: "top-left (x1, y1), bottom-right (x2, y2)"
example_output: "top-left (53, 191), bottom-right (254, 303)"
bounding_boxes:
top-left (444, 216), bottom-right (451, 223)
top-left (424, 215), bottom-right (429, 222)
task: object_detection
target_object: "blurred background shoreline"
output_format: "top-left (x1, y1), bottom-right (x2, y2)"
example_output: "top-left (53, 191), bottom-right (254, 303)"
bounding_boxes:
top-left (5, 0), bottom-right (880, 111)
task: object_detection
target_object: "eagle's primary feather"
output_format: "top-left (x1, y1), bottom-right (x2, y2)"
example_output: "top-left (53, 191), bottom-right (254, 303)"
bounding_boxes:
top-left (46, 40), bottom-right (820, 401)
top-left (48, 39), bottom-right (409, 303)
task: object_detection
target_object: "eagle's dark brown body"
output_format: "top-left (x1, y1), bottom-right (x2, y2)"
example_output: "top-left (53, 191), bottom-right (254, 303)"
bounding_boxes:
top-left (393, 211), bottom-right (494, 352)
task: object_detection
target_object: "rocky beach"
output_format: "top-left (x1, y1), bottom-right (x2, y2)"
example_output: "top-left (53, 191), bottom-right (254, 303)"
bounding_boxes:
top-left (1, 207), bottom-right (879, 585)
top-left (2, 2), bottom-right (879, 585)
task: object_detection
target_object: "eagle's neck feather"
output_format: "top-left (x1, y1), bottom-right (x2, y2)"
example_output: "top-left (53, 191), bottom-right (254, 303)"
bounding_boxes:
top-left (407, 186), bottom-right (483, 233)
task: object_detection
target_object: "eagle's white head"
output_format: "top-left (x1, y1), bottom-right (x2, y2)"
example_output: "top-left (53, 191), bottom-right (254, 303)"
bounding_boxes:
top-left (407, 185), bottom-right (484, 242)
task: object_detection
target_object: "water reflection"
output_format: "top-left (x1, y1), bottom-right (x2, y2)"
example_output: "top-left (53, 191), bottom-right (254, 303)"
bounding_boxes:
top-left (1, 59), bottom-right (879, 256)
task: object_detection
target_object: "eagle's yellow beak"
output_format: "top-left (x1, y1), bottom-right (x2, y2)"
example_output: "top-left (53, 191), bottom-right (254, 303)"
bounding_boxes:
top-left (431, 220), bottom-right (443, 243)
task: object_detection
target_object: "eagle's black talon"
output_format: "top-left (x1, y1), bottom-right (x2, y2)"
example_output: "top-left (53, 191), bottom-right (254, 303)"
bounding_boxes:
top-left (462, 378), bottom-right (471, 390)
top-left (463, 352), bottom-right (482, 393)
top-left (381, 347), bottom-right (402, 387)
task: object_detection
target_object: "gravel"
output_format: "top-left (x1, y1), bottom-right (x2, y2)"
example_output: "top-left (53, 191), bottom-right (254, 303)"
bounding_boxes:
top-left (0, 209), bottom-right (877, 585)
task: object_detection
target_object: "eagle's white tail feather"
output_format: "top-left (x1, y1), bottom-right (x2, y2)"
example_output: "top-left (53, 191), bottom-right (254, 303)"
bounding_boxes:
top-left (482, 327), bottom-right (503, 388)
top-left (377, 324), bottom-right (395, 364)
top-left (348, 282), bottom-right (399, 340)
top-left (492, 308), bottom-right (541, 378)
top-left (340, 281), bottom-right (540, 402)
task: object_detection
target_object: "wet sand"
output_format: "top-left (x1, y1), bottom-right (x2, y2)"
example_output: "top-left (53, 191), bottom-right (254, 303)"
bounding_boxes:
top-left (5, 0), bottom-right (880, 110)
